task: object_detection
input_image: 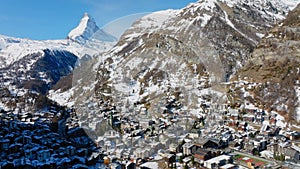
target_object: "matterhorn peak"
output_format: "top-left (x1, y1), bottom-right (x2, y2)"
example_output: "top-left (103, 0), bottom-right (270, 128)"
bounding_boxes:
top-left (67, 12), bottom-right (116, 44)
top-left (83, 12), bottom-right (89, 17)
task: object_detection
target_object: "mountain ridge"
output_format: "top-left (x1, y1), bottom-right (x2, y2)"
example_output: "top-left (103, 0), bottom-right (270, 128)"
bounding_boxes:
top-left (84, 0), bottom-right (300, 124)
top-left (111, 0), bottom-right (300, 80)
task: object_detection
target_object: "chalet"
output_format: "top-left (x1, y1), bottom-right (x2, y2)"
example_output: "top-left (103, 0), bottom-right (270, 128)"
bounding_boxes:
top-left (267, 142), bottom-right (278, 154)
top-left (228, 140), bottom-right (243, 150)
top-left (0, 138), bottom-right (9, 151)
top-left (182, 142), bottom-right (194, 156)
top-left (193, 149), bottom-right (212, 164)
top-left (66, 146), bottom-right (76, 156)
top-left (37, 149), bottom-right (51, 162)
top-left (278, 142), bottom-right (290, 155)
top-left (9, 143), bottom-right (23, 154)
top-left (287, 131), bottom-right (300, 141)
top-left (199, 138), bottom-right (225, 149)
top-left (285, 145), bottom-right (300, 161)
top-left (15, 135), bottom-right (32, 145)
top-left (165, 154), bottom-right (176, 168)
top-left (24, 146), bottom-right (40, 160)
top-left (243, 114), bottom-right (255, 123)
top-left (126, 162), bottom-right (136, 169)
top-left (134, 148), bottom-right (150, 159)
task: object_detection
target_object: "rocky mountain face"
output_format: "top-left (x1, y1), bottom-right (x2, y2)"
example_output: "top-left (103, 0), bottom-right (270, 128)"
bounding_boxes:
top-left (0, 50), bottom-right (77, 112)
top-left (229, 4), bottom-right (300, 123)
top-left (114, 0), bottom-right (295, 79)
top-left (92, 0), bottom-right (298, 116)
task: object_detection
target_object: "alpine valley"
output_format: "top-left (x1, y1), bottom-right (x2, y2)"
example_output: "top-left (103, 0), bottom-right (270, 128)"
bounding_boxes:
top-left (1, 0), bottom-right (300, 168)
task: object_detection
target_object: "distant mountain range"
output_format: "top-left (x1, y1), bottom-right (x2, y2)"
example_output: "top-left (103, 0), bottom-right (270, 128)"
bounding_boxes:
top-left (0, 13), bottom-right (116, 111)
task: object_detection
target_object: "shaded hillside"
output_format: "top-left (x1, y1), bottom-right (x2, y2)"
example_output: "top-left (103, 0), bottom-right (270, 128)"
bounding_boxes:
top-left (230, 4), bottom-right (300, 123)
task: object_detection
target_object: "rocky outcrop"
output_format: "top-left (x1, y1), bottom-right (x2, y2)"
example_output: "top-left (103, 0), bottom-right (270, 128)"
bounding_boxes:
top-left (230, 4), bottom-right (300, 122)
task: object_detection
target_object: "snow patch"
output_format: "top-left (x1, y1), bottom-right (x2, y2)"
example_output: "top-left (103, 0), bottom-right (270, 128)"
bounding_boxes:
top-left (48, 89), bottom-right (74, 107)
top-left (295, 86), bottom-right (300, 122)
top-left (187, 0), bottom-right (217, 13)
top-left (256, 33), bottom-right (265, 38)
top-left (222, 8), bottom-right (257, 44)
top-left (200, 13), bottom-right (212, 27)
top-left (140, 162), bottom-right (159, 169)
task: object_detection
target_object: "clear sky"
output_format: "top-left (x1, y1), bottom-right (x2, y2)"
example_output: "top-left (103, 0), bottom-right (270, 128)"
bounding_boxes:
top-left (0, 0), bottom-right (197, 40)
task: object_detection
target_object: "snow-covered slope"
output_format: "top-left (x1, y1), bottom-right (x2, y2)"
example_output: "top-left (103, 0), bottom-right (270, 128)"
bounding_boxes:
top-left (0, 13), bottom-right (117, 113)
top-left (113, 0), bottom-right (300, 79)
top-left (45, 0), bottom-right (300, 114)
top-left (88, 0), bottom-right (300, 119)
top-left (0, 13), bottom-right (118, 69)
top-left (118, 0), bottom-right (299, 45)
top-left (118, 10), bottom-right (178, 42)
top-left (68, 13), bottom-right (116, 44)
top-left (0, 35), bottom-right (115, 69)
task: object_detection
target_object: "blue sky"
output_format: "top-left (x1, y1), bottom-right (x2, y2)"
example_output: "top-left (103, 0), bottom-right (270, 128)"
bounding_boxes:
top-left (0, 0), bottom-right (196, 40)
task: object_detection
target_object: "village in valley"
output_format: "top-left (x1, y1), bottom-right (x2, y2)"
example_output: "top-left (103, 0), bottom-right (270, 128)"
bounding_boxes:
top-left (82, 79), bottom-right (300, 169)
top-left (0, 0), bottom-right (300, 168)
top-left (1, 76), bottom-right (299, 169)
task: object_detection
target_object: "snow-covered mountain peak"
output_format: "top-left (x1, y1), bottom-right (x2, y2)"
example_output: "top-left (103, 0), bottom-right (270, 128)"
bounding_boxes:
top-left (187, 0), bottom-right (217, 12)
top-left (68, 13), bottom-right (98, 40)
top-left (118, 9), bottom-right (178, 42)
top-left (109, 0), bottom-right (300, 88)
top-left (67, 13), bottom-right (116, 44)
top-left (179, 0), bottom-right (300, 29)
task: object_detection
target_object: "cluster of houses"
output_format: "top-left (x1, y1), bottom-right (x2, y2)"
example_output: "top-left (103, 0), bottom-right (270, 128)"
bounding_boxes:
top-left (69, 83), bottom-right (300, 169)
top-left (76, 75), bottom-right (299, 169)
top-left (1, 74), bottom-right (300, 169)
top-left (0, 103), bottom-right (103, 169)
